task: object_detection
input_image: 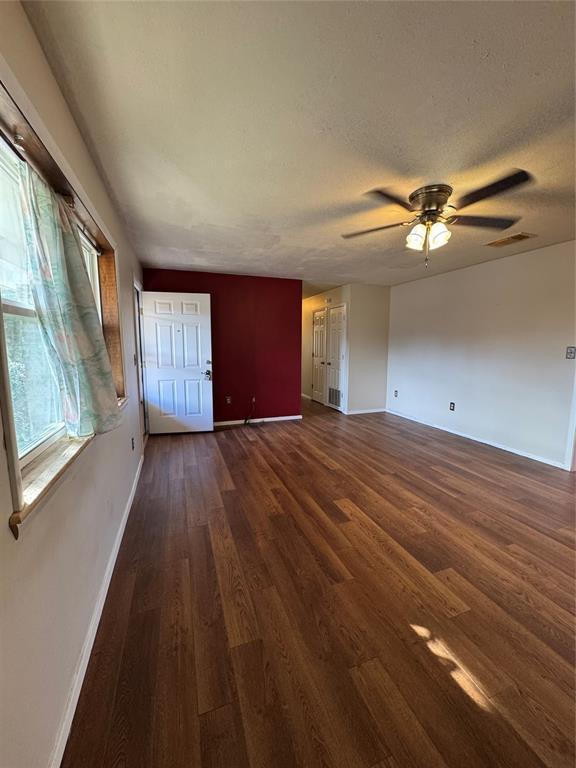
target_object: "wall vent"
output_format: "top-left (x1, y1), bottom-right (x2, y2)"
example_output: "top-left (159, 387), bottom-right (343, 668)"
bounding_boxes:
top-left (328, 387), bottom-right (341, 407)
top-left (485, 232), bottom-right (537, 248)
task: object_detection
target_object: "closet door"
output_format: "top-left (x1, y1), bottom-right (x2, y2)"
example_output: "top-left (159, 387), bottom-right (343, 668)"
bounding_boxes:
top-left (312, 309), bottom-right (327, 403)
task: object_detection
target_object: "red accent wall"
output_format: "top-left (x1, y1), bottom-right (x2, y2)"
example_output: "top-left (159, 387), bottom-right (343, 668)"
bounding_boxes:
top-left (143, 269), bottom-right (302, 422)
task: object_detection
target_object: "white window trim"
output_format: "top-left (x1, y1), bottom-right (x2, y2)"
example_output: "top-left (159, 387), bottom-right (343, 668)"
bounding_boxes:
top-left (79, 230), bottom-right (102, 320)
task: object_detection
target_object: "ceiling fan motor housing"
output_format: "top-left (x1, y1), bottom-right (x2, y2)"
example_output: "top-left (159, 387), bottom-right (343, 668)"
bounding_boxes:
top-left (408, 184), bottom-right (453, 216)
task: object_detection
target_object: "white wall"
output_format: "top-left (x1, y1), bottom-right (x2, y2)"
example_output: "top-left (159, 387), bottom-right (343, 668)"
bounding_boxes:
top-left (347, 284), bottom-right (390, 413)
top-left (387, 241), bottom-right (576, 468)
top-left (0, 4), bottom-right (143, 767)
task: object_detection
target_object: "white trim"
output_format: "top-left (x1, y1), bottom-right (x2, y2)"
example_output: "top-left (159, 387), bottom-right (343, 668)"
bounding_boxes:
top-left (344, 407), bottom-right (387, 415)
top-left (565, 361), bottom-right (576, 471)
top-left (215, 415), bottom-right (302, 427)
top-left (386, 408), bottom-right (570, 470)
top-left (48, 453), bottom-right (144, 768)
top-left (301, 393), bottom-right (312, 400)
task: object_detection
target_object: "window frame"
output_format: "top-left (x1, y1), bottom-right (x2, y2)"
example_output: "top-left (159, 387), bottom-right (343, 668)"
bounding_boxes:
top-left (0, 77), bottom-right (127, 538)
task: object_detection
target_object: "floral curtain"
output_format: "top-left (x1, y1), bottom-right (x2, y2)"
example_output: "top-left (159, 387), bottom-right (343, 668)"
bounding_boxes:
top-left (19, 163), bottom-right (121, 437)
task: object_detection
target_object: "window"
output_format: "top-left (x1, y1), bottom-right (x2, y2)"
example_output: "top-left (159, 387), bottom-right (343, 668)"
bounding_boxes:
top-left (0, 139), bottom-right (65, 463)
top-left (0, 139), bottom-right (109, 466)
top-left (79, 229), bottom-right (102, 318)
top-left (0, 79), bottom-right (126, 537)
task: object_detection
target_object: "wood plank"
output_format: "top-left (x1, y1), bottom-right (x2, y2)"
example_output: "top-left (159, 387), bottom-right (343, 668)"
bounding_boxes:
top-left (151, 558), bottom-right (200, 768)
top-left (351, 658), bottom-right (448, 768)
top-left (208, 506), bottom-right (260, 648)
top-left (101, 608), bottom-right (159, 767)
top-left (199, 702), bottom-right (250, 768)
top-left (189, 524), bottom-right (234, 714)
top-left (231, 639), bottom-right (299, 768)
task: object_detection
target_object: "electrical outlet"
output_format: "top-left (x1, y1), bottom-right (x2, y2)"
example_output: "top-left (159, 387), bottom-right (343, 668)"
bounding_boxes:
top-left (225, 395), bottom-right (232, 405)
top-left (566, 346), bottom-right (576, 359)
top-left (131, 437), bottom-right (135, 450)
top-left (449, 402), bottom-right (455, 411)
top-left (394, 390), bottom-right (398, 398)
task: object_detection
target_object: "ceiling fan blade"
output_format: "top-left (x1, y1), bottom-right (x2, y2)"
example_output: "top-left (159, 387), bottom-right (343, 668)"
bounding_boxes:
top-left (341, 222), bottom-right (408, 239)
top-left (366, 188), bottom-right (413, 211)
top-left (456, 169), bottom-right (533, 210)
top-left (448, 215), bottom-right (519, 229)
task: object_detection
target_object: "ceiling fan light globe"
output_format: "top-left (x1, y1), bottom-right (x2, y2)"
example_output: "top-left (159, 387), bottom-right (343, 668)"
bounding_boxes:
top-left (406, 223), bottom-right (426, 251)
top-left (429, 221), bottom-right (452, 250)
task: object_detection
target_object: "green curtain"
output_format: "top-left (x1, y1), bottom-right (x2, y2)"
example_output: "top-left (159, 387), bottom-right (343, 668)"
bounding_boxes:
top-left (19, 164), bottom-right (121, 437)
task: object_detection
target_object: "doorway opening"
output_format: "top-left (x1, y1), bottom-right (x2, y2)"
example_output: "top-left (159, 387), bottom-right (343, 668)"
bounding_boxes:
top-left (310, 303), bottom-right (348, 413)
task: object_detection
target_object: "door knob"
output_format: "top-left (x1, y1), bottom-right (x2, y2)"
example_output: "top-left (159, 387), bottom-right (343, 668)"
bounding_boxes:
top-left (202, 370), bottom-right (212, 381)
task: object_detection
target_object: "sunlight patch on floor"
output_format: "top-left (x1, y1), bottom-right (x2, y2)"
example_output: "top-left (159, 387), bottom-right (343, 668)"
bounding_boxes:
top-left (410, 624), bottom-right (493, 711)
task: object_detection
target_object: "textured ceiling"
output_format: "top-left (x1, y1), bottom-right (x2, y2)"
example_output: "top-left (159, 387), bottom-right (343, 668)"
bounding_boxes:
top-left (25, 1), bottom-right (575, 290)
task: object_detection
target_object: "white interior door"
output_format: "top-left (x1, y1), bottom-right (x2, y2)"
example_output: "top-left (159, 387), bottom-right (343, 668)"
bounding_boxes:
top-left (327, 304), bottom-right (347, 411)
top-left (312, 309), bottom-right (327, 403)
top-left (142, 291), bottom-right (213, 433)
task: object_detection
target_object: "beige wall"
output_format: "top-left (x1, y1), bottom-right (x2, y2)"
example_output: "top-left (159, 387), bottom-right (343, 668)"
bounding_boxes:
top-left (301, 283), bottom-right (389, 413)
top-left (347, 284), bottom-right (390, 413)
top-left (387, 240), bottom-right (576, 468)
top-left (0, 4), bottom-right (143, 767)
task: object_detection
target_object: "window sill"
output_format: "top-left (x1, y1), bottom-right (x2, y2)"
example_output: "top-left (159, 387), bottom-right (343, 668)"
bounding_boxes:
top-left (9, 435), bottom-right (93, 539)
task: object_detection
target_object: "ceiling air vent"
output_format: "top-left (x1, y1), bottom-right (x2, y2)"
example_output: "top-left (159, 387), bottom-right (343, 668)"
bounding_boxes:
top-left (485, 232), bottom-right (537, 248)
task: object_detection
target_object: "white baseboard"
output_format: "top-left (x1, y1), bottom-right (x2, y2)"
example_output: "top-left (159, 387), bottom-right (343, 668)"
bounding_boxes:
top-left (49, 453), bottom-right (144, 768)
top-left (386, 408), bottom-right (569, 470)
top-left (214, 415), bottom-right (302, 427)
top-left (344, 407), bottom-right (387, 415)
top-left (300, 393), bottom-right (312, 400)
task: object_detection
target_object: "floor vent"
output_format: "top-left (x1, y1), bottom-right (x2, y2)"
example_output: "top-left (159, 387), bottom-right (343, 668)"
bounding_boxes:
top-left (328, 387), bottom-right (341, 407)
top-left (485, 232), bottom-right (537, 248)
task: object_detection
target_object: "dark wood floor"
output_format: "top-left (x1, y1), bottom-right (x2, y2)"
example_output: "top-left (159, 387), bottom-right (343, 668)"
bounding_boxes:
top-left (62, 400), bottom-right (575, 768)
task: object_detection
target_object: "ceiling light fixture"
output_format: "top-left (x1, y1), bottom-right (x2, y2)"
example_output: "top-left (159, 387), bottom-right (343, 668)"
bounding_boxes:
top-left (405, 219), bottom-right (452, 266)
top-left (342, 170), bottom-right (534, 269)
top-left (429, 221), bottom-right (452, 250)
top-left (405, 223), bottom-right (426, 251)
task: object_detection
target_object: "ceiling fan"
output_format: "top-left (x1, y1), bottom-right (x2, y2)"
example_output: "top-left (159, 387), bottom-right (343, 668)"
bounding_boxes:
top-left (342, 169), bottom-right (533, 267)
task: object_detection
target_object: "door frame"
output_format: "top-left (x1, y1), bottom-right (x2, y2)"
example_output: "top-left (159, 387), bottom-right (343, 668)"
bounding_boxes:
top-left (133, 280), bottom-right (148, 440)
